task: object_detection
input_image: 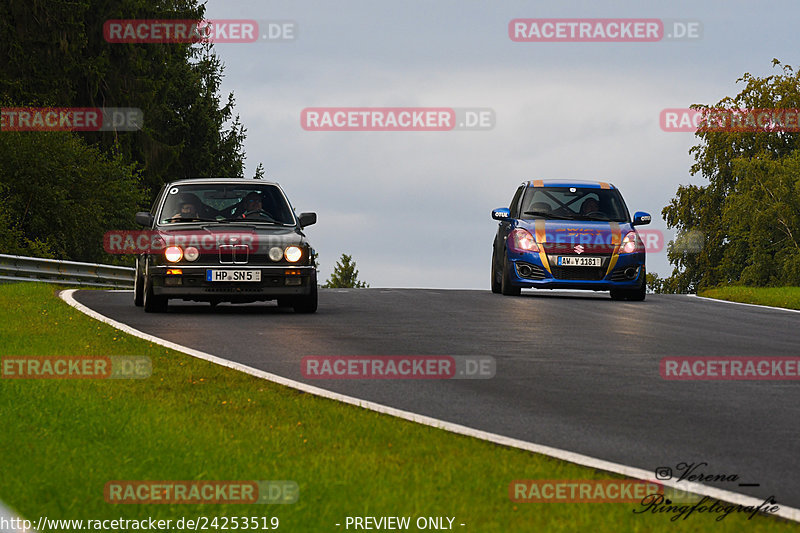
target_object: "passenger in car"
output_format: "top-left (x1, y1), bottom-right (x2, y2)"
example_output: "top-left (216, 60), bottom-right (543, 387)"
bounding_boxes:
top-left (169, 200), bottom-right (199, 221)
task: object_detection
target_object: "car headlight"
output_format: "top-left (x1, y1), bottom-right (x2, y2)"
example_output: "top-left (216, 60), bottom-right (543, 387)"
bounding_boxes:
top-left (508, 228), bottom-right (539, 253)
top-left (620, 231), bottom-right (641, 254)
top-left (284, 246), bottom-right (303, 262)
top-left (269, 246), bottom-right (284, 262)
top-left (184, 246), bottom-right (199, 261)
top-left (165, 246), bottom-right (183, 262)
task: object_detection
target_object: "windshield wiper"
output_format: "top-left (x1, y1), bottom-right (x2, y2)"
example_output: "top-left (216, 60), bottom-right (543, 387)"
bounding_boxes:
top-left (164, 217), bottom-right (221, 223)
top-left (580, 214), bottom-right (613, 221)
top-left (224, 218), bottom-right (284, 224)
top-left (523, 211), bottom-right (574, 220)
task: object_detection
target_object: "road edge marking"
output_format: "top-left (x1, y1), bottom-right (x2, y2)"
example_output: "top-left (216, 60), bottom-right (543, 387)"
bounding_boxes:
top-left (0, 501), bottom-right (36, 532)
top-left (59, 289), bottom-right (800, 523)
top-left (689, 294), bottom-right (800, 314)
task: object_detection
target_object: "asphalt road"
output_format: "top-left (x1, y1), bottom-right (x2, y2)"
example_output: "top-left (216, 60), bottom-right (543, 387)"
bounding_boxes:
top-left (74, 288), bottom-right (800, 508)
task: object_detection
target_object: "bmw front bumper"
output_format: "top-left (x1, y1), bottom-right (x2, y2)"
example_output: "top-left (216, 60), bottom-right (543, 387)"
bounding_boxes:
top-left (149, 265), bottom-right (316, 300)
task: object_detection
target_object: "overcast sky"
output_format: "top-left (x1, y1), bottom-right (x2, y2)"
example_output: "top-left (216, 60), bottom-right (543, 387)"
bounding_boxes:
top-left (203, 0), bottom-right (797, 288)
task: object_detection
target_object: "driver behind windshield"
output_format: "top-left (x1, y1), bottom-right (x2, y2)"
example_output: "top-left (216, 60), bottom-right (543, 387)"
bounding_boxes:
top-left (579, 197), bottom-right (601, 216)
top-left (238, 192), bottom-right (272, 219)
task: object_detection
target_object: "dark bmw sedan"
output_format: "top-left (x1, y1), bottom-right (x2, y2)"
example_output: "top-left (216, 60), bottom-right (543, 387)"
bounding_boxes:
top-left (133, 178), bottom-right (318, 313)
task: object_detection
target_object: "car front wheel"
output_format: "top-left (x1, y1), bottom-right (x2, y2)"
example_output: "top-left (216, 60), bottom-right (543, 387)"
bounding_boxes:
top-left (609, 289), bottom-right (626, 300)
top-left (628, 270), bottom-right (646, 301)
top-left (610, 268), bottom-right (646, 301)
top-left (293, 272), bottom-right (318, 313)
top-left (133, 257), bottom-right (144, 307)
top-left (143, 274), bottom-right (168, 313)
top-left (491, 251), bottom-right (502, 294)
top-left (501, 255), bottom-right (521, 296)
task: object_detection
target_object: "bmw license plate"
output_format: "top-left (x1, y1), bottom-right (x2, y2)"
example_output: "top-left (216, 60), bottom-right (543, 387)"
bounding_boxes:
top-left (557, 256), bottom-right (602, 267)
top-left (206, 269), bottom-right (261, 282)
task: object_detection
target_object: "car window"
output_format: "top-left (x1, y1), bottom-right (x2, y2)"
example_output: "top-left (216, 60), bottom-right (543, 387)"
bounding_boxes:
top-left (509, 186), bottom-right (524, 218)
top-left (149, 185), bottom-right (166, 216)
top-left (520, 187), bottom-right (629, 222)
top-left (157, 184), bottom-right (296, 225)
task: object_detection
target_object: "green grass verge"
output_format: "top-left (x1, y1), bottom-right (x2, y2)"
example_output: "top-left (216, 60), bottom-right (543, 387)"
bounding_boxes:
top-left (698, 286), bottom-right (800, 310)
top-left (0, 283), bottom-right (797, 532)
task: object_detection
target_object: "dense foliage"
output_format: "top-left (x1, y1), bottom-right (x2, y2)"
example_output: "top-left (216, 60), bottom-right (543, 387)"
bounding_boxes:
top-left (662, 60), bottom-right (800, 292)
top-left (0, 0), bottom-right (248, 262)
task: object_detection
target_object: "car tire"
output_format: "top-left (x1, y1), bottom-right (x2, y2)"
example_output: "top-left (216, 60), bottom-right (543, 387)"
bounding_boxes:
top-left (491, 252), bottom-right (502, 294)
top-left (501, 255), bottom-right (521, 296)
top-left (293, 272), bottom-right (318, 313)
top-left (610, 268), bottom-right (646, 301)
top-left (133, 257), bottom-right (144, 307)
top-left (628, 268), bottom-right (647, 301)
top-left (143, 275), bottom-right (168, 313)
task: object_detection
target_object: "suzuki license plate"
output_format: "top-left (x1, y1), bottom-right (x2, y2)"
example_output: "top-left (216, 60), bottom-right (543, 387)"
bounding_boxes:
top-left (557, 256), bottom-right (602, 267)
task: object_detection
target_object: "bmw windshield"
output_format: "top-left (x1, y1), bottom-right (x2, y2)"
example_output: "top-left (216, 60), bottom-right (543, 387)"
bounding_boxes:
top-left (157, 184), bottom-right (297, 226)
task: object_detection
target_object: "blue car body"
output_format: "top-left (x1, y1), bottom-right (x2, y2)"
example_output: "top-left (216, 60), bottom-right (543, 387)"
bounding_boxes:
top-left (491, 180), bottom-right (651, 300)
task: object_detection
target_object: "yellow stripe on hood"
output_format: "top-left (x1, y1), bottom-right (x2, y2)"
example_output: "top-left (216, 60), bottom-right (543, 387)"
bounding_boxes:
top-left (605, 222), bottom-right (622, 276)
top-left (534, 219), bottom-right (551, 273)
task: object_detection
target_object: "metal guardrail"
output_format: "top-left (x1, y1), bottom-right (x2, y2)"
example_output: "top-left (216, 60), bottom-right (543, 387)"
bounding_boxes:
top-left (0, 254), bottom-right (134, 288)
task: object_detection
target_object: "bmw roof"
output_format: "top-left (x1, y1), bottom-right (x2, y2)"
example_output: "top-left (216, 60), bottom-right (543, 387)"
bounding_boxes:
top-left (165, 177), bottom-right (281, 187)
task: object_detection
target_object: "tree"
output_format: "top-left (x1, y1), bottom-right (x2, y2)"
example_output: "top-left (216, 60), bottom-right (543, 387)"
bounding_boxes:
top-left (253, 163), bottom-right (266, 179)
top-left (0, 184), bottom-right (55, 258)
top-left (662, 59), bottom-right (800, 291)
top-left (323, 254), bottom-right (369, 288)
top-left (0, 132), bottom-right (146, 263)
top-left (0, 0), bottom-right (249, 262)
top-left (646, 272), bottom-right (663, 294)
top-left (724, 153), bottom-right (800, 285)
top-left (0, 0), bottom-right (248, 196)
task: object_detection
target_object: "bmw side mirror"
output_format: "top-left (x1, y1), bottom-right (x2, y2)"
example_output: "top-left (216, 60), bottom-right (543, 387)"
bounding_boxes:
top-left (135, 211), bottom-right (154, 227)
top-left (492, 208), bottom-right (511, 221)
top-left (632, 211), bottom-right (651, 226)
top-left (298, 212), bottom-right (317, 228)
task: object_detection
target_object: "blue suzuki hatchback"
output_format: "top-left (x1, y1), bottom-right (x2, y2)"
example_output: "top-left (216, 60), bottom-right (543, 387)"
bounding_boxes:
top-left (491, 180), bottom-right (651, 300)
